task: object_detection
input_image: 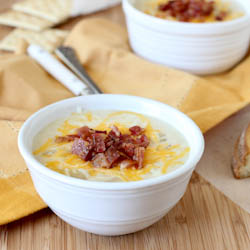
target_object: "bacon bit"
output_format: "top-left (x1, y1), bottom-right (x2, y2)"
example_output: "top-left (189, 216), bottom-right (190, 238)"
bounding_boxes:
top-left (133, 147), bottom-right (145, 169)
top-left (105, 146), bottom-right (121, 166)
top-left (77, 126), bottom-right (94, 139)
top-left (136, 134), bottom-right (150, 148)
top-left (105, 126), bottom-right (121, 148)
top-left (57, 125), bottom-right (150, 169)
top-left (55, 134), bottom-right (80, 143)
top-left (120, 142), bottom-right (135, 158)
top-left (110, 125), bottom-right (121, 137)
top-left (156, 0), bottom-right (227, 22)
top-left (95, 130), bottom-right (107, 134)
top-left (105, 135), bottom-right (115, 148)
top-left (120, 134), bottom-right (135, 144)
top-left (92, 133), bottom-right (106, 153)
top-left (129, 126), bottom-right (145, 136)
top-left (92, 153), bottom-right (110, 168)
top-left (120, 159), bottom-right (137, 169)
top-left (91, 146), bottom-right (120, 168)
top-left (215, 11), bottom-right (227, 21)
top-left (72, 138), bottom-right (93, 161)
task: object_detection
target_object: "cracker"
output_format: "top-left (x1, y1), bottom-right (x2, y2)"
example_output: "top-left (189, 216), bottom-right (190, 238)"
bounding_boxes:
top-left (0, 10), bottom-right (54, 31)
top-left (13, 0), bottom-right (71, 23)
top-left (0, 28), bottom-right (69, 53)
top-left (15, 39), bottom-right (29, 55)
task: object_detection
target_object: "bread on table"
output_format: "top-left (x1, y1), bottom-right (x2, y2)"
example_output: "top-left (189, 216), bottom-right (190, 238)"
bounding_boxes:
top-left (232, 123), bottom-right (250, 179)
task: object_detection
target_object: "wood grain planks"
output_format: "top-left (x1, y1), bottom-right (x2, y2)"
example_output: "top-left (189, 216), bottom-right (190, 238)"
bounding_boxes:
top-left (0, 174), bottom-right (249, 250)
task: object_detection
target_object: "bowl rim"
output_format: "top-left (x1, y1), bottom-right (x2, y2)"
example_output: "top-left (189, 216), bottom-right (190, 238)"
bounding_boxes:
top-left (122, 0), bottom-right (250, 31)
top-left (18, 94), bottom-right (204, 191)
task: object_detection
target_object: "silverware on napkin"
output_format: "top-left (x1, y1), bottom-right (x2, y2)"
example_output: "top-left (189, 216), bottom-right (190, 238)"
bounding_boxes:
top-left (27, 44), bottom-right (102, 96)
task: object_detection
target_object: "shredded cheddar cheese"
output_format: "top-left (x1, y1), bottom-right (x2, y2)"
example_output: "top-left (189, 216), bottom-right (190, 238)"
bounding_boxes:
top-left (33, 138), bottom-right (54, 155)
top-left (57, 120), bottom-right (79, 136)
top-left (85, 112), bottom-right (93, 122)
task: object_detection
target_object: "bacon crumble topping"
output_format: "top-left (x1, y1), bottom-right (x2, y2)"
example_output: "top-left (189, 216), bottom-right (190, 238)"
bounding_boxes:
top-left (157, 0), bottom-right (228, 22)
top-left (56, 125), bottom-right (150, 169)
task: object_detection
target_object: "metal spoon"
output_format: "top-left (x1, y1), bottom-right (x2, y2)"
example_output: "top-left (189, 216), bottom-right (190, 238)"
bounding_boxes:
top-left (55, 46), bottom-right (102, 95)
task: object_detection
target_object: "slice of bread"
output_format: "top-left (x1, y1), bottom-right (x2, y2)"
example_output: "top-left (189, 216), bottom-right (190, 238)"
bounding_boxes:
top-left (232, 123), bottom-right (250, 179)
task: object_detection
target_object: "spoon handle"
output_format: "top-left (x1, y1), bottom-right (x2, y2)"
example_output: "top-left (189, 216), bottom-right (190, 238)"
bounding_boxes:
top-left (56, 46), bottom-right (103, 95)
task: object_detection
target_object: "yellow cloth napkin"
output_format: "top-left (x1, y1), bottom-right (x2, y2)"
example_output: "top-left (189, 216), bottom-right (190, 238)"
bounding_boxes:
top-left (1, 18), bottom-right (250, 225)
top-left (0, 55), bottom-right (73, 224)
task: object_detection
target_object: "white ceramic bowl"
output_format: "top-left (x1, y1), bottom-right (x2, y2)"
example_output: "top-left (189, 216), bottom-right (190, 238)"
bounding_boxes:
top-left (123, 0), bottom-right (250, 75)
top-left (18, 94), bottom-right (204, 236)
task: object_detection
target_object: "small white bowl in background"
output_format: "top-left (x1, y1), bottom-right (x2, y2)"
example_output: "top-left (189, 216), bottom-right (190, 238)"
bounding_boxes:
top-left (18, 94), bottom-right (204, 236)
top-left (123, 0), bottom-right (250, 75)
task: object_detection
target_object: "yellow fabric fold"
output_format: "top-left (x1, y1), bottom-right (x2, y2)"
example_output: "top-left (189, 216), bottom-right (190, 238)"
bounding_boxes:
top-left (0, 54), bottom-right (73, 224)
top-left (64, 18), bottom-right (250, 132)
top-left (1, 18), bottom-right (250, 224)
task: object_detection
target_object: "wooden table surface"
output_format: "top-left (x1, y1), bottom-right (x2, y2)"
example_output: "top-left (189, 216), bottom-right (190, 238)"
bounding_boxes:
top-left (0, 1), bottom-right (250, 250)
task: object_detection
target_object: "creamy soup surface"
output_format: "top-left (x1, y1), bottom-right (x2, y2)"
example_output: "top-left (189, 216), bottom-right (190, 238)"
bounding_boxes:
top-left (33, 110), bottom-right (190, 182)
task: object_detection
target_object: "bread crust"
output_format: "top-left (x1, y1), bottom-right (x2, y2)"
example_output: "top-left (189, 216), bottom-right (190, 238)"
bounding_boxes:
top-left (232, 124), bottom-right (250, 179)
